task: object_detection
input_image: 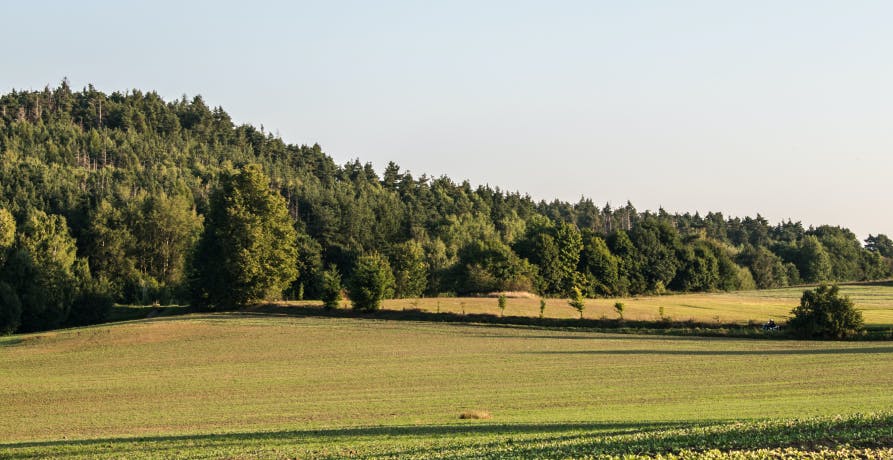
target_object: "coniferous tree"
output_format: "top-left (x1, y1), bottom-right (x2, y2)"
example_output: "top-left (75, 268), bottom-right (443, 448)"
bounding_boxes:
top-left (320, 265), bottom-right (343, 309)
top-left (348, 252), bottom-right (395, 311)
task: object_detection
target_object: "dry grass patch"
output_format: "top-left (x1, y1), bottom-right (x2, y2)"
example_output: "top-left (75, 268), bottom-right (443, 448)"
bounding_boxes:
top-left (459, 410), bottom-right (492, 420)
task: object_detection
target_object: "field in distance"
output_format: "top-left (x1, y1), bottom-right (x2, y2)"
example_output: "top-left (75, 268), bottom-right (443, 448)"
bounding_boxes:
top-left (2, 313), bottom-right (892, 458)
top-left (377, 281), bottom-right (893, 327)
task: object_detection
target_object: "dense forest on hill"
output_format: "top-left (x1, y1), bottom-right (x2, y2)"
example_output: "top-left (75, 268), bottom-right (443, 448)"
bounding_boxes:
top-left (0, 81), bottom-right (891, 334)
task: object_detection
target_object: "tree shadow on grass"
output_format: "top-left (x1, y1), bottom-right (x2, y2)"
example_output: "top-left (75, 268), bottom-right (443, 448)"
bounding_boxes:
top-left (3, 414), bottom-right (890, 459)
top-left (0, 421), bottom-right (686, 453)
top-left (522, 346), bottom-right (893, 356)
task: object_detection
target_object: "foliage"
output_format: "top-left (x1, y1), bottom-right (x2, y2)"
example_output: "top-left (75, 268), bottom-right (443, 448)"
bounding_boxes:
top-left (497, 294), bottom-right (507, 316)
top-left (320, 265), bottom-right (342, 309)
top-left (190, 164), bottom-right (299, 309)
top-left (0, 208), bottom-right (13, 254)
top-left (568, 286), bottom-right (585, 318)
top-left (4, 210), bottom-right (80, 331)
top-left (348, 253), bottom-right (395, 311)
top-left (614, 301), bottom-right (625, 320)
top-left (737, 246), bottom-right (789, 289)
top-left (796, 235), bottom-right (832, 283)
top-left (0, 83), bottom-right (889, 334)
top-left (579, 234), bottom-right (620, 296)
top-left (67, 278), bottom-right (115, 326)
top-left (788, 284), bottom-right (864, 339)
top-left (453, 239), bottom-right (536, 295)
top-left (0, 281), bottom-right (21, 334)
top-left (539, 298), bottom-right (546, 318)
top-left (390, 240), bottom-right (428, 298)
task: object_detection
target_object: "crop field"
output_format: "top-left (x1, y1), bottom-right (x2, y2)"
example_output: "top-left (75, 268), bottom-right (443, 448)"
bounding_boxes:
top-left (2, 314), bottom-right (892, 458)
top-left (379, 282), bottom-right (893, 327)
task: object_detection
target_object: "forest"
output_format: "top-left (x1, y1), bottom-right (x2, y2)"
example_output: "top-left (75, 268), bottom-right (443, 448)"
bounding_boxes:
top-left (1, 81), bottom-right (891, 334)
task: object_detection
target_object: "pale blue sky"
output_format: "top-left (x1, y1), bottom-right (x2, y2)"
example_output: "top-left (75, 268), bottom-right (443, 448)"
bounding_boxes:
top-left (2, 1), bottom-right (891, 238)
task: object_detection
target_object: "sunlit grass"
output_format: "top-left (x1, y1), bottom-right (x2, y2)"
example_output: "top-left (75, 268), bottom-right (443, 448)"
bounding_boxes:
top-left (378, 282), bottom-right (893, 327)
top-left (1, 314), bottom-right (891, 458)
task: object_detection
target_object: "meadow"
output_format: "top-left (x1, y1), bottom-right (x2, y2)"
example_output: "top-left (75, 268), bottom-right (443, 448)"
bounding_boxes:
top-left (380, 282), bottom-right (893, 327)
top-left (2, 312), bottom-right (892, 458)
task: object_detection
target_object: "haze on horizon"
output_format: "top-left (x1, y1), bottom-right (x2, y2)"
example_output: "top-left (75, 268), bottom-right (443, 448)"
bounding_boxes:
top-left (2, 0), bottom-right (891, 239)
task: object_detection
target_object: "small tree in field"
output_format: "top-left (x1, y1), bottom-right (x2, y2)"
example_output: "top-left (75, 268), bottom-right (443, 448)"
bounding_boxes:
top-left (568, 287), bottom-right (585, 319)
top-left (320, 266), bottom-right (342, 310)
top-left (497, 294), bottom-right (507, 317)
top-left (348, 253), bottom-right (395, 311)
top-left (788, 284), bottom-right (864, 339)
top-left (614, 302), bottom-right (625, 320)
top-left (539, 298), bottom-right (546, 318)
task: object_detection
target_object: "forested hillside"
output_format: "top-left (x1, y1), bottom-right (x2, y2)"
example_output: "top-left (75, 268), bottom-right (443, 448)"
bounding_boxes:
top-left (0, 82), bottom-right (890, 334)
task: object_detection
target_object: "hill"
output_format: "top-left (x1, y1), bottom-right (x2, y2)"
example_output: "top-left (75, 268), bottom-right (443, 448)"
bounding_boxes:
top-left (1, 83), bottom-right (892, 335)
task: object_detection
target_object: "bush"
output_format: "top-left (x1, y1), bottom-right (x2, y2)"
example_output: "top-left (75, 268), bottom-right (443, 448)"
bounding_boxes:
top-left (348, 253), bottom-right (395, 311)
top-left (67, 284), bottom-right (114, 327)
top-left (614, 301), bottom-right (625, 320)
top-left (320, 266), bottom-right (342, 309)
top-left (788, 284), bottom-right (864, 339)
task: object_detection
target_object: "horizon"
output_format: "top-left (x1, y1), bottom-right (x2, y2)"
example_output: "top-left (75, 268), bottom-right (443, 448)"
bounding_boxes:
top-left (2, 1), bottom-right (891, 239)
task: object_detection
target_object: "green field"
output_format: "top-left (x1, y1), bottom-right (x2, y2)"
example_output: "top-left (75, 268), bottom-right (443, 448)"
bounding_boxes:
top-left (379, 282), bottom-right (893, 327)
top-left (2, 312), bottom-right (892, 458)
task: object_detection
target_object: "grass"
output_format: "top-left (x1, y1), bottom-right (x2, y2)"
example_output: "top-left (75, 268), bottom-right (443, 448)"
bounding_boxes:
top-left (1, 313), bottom-right (892, 458)
top-left (379, 281), bottom-right (893, 327)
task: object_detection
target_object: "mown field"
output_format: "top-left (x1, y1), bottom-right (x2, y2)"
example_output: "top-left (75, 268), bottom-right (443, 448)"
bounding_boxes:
top-left (379, 282), bottom-right (893, 327)
top-left (2, 313), bottom-right (892, 458)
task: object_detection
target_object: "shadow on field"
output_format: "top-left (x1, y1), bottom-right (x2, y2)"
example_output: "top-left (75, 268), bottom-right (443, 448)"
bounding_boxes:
top-left (0, 421), bottom-right (685, 452)
top-left (523, 346), bottom-right (893, 356)
top-left (3, 414), bottom-right (891, 459)
top-left (232, 303), bottom-right (780, 339)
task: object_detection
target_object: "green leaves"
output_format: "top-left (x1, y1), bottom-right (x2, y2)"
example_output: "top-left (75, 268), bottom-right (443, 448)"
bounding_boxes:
top-left (347, 253), bottom-right (395, 311)
top-left (789, 284), bottom-right (865, 339)
top-left (191, 164), bottom-right (299, 309)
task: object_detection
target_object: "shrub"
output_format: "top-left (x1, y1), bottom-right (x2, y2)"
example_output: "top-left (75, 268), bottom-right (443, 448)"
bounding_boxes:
top-left (320, 266), bottom-right (342, 310)
top-left (568, 287), bottom-right (585, 319)
top-left (614, 301), bottom-right (625, 320)
top-left (788, 284), bottom-right (864, 339)
top-left (67, 283), bottom-right (114, 327)
top-left (348, 253), bottom-right (395, 311)
top-left (497, 294), bottom-right (507, 316)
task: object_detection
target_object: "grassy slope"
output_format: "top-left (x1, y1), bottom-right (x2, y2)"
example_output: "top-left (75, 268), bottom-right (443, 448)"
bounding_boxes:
top-left (1, 314), bottom-right (892, 458)
top-left (378, 282), bottom-right (893, 327)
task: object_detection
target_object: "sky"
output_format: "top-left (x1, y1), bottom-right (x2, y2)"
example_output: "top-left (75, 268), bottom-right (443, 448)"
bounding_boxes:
top-left (2, 1), bottom-right (891, 238)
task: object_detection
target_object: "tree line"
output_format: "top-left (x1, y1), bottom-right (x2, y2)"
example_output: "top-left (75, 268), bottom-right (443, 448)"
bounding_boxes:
top-left (0, 82), bottom-right (890, 334)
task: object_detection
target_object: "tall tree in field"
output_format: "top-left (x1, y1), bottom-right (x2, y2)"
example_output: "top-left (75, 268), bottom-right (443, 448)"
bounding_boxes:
top-left (191, 164), bottom-right (298, 309)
